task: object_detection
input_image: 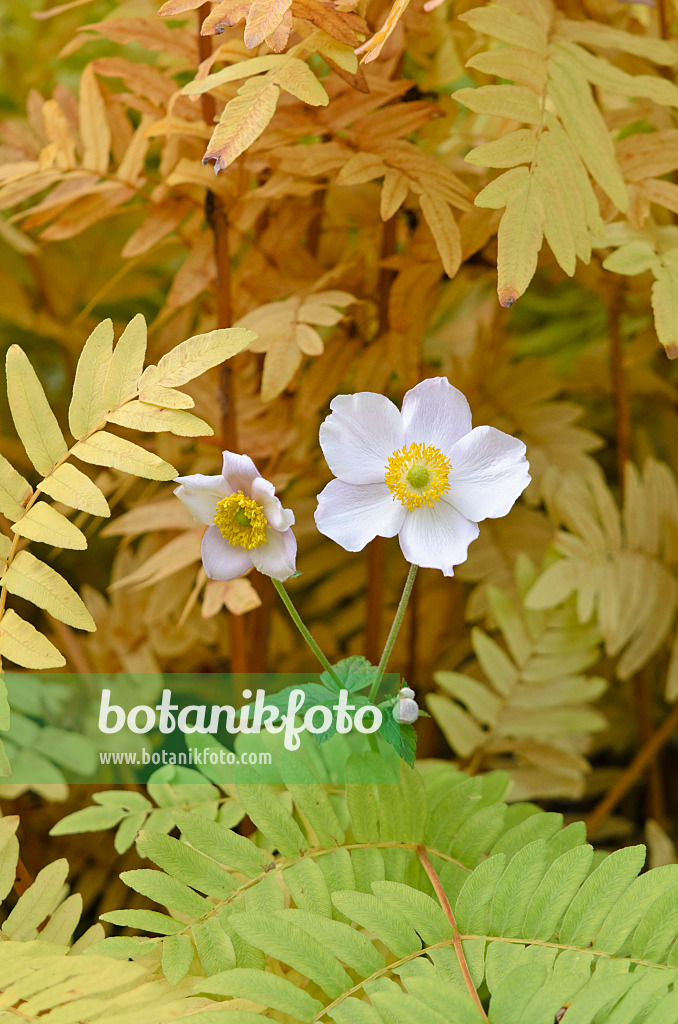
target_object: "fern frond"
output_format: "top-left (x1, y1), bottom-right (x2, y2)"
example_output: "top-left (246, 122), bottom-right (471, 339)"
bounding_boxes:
top-left (457, 0), bottom-right (678, 306)
top-left (428, 555), bottom-right (605, 800)
top-left (526, 460), bottom-right (678, 696)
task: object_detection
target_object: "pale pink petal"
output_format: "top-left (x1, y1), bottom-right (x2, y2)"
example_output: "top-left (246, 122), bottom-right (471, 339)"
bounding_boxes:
top-left (251, 477), bottom-right (295, 531)
top-left (444, 425), bottom-right (530, 521)
top-left (401, 377), bottom-right (473, 453)
top-left (398, 502), bottom-right (479, 575)
top-left (174, 474), bottom-right (227, 525)
top-left (201, 525), bottom-right (253, 580)
top-left (319, 393), bottom-right (404, 485)
top-left (250, 527), bottom-right (297, 580)
top-left (315, 479), bottom-right (406, 551)
top-left (221, 451), bottom-right (261, 494)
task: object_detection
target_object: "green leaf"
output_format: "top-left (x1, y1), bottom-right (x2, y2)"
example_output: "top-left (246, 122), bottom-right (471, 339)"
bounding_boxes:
top-left (378, 710), bottom-right (416, 767)
top-left (229, 910), bottom-right (352, 998)
top-left (284, 858), bottom-right (332, 917)
top-left (197, 966), bottom-right (324, 1022)
top-left (522, 843), bottom-right (593, 940)
top-left (100, 908), bottom-right (184, 935)
top-left (120, 868), bottom-right (213, 917)
top-left (161, 931), bottom-right (194, 984)
top-left (192, 917), bottom-right (237, 974)
top-left (321, 656), bottom-right (379, 694)
top-left (559, 845), bottom-right (646, 946)
top-left (49, 805), bottom-right (127, 836)
top-left (331, 890), bottom-right (421, 958)
top-left (455, 854), bottom-right (506, 934)
top-left (236, 768), bottom-right (310, 858)
top-left (136, 829), bottom-right (236, 898)
top-left (280, 908), bottom-right (385, 974)
top-left (174, 809), bottom-right (272, 877)
top-left (372, 881), bottom-right (452, 944)
top-left (282, 757), bottom-right (345, 847)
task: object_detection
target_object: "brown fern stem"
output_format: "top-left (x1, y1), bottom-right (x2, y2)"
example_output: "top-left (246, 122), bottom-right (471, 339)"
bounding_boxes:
top-left (365, 217), bottom-right (398, 664)
top-left (198, 6), bottom-right (247, 672)
top-left (417, 846), bottom-right (488, 1019)
top-left (585, 697), bottom-right (678, 834)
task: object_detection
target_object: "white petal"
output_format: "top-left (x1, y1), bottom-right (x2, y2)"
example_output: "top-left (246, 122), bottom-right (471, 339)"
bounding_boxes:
top-left (319, 393), bottom-right (404, 484)
top-left (251, 477), bottom-right (295, 531)
top-left (398, 502), bottom-right (479, 575)
top-left (201, 525), bottom-right (253, 580)
top-left (174, 474), bottom-right (227, 525)
top-left (221, 451), bottom-right (261, 494)
top-left (401, 377), bottom-right (473, 452)
top-left (250, 527), bottom-right (297, 580)
top-left (315, 479), bottom-right (406, 552)
top-left (444, 425), bottom-right (530, 521)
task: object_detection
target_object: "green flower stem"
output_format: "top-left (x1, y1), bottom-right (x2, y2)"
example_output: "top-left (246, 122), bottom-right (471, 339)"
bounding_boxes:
top-left (272, 579), bottom-right (342, 687)
top-left (369, 562), bottom-right (419, 702)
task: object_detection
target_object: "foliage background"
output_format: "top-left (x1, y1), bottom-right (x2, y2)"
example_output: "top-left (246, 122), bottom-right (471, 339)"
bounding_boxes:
top-left (1, 0), bottom-right (678, 1019)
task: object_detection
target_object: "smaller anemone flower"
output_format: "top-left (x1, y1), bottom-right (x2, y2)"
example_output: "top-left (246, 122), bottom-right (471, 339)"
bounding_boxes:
top-left (174, 452), bottom-right (296, 581)
top-left (315, 377), bottom-right (530, 575)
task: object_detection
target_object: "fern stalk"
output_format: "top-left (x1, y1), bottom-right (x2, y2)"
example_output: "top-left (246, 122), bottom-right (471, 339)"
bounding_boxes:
top-left (417, 845), bottom-right (489, 1019)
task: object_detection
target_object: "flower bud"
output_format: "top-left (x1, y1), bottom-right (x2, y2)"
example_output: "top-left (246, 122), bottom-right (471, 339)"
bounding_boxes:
top-left (393, 697), bottom-right (419, 724)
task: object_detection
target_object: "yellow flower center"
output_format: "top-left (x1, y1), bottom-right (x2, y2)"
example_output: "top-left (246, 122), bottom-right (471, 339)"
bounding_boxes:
top-left (385, 442), bottom-right (451, 511)
top-left (213, 491), bottom-right (268, 549)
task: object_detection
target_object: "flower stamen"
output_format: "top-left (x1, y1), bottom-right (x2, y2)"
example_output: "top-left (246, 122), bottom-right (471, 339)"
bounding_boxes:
top-left (214, 491), bottom-right (268, 549)
top-left (385, 442), bottom-right (451, 511)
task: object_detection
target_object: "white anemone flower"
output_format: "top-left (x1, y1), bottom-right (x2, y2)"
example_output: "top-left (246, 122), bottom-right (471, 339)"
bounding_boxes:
top-left (315, 377), bottom-right (530, 575)
top-left (174, 452), bottom-right (296, 581)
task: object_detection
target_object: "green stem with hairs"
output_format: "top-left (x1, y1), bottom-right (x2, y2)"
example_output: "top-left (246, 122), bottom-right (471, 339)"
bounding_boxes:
top-left (272, 579), bottom-right (342, 687)
top-left (369, 563), bottom-right (419, 702)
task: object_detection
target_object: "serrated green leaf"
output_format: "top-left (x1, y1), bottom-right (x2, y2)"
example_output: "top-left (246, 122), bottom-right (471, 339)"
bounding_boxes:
top-left (229, 910), bottom-right (352, 998)
top-left (120, 868), bottom-right (212, 917)
top-left (192, 917), bottom-right (236, 974)
top-left (100, 908), bottom-right (184, 935)
top-left (174, 809), bottom-right (272, 877)
top-left (559, 845), bottom-right (646, 946)
top-left (331, 890), bottom-right (421, 957)
top-left (198, 966), bottom-right (323, 1022)
top-left (236, 769), bottom-right (309, 859)
top-left (161, 931), bottom-right (194, 984)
